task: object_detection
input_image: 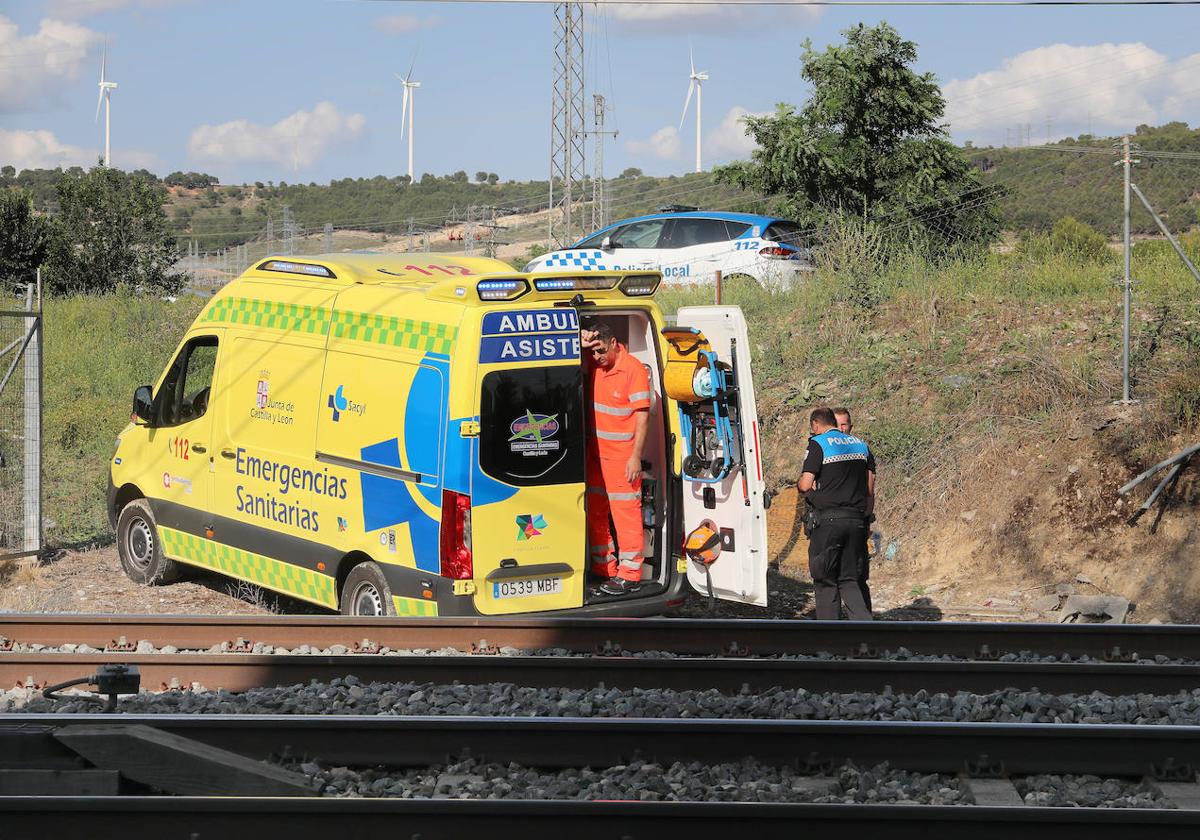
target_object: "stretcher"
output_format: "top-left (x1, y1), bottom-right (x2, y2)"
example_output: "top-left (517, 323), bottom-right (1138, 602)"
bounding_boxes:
top-left (661, 325), bottom-right (746, 485)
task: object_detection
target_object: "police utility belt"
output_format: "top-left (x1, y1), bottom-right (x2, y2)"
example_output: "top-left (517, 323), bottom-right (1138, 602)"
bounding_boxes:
top-left (803, 505), bottom-right (866, 537)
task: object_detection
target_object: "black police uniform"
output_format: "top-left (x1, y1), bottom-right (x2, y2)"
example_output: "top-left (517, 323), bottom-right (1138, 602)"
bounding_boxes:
top-left (802, 429), bottom-right (873, 621)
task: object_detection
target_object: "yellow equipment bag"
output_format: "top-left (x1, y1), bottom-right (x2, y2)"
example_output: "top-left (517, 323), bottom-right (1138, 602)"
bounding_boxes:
top-left (661, 326), bottom-right (712, 403)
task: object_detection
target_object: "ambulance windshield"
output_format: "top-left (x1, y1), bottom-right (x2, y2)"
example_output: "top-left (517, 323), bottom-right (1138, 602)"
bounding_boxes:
top-left (479, 366), bottom-right (584, 486)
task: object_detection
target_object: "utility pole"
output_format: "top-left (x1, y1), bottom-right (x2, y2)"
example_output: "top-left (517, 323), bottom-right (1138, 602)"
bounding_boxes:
top-left (1115, 135), bottom-right (1139, 403)
top-left (265, 218), bottom-right (274, 255)
top-left (549, 2), bottom-right (586, 246)
top-left (323, 222), bottom-right (333, 254)
top-left (586, 93), bottom-right (619, 232)
top-left (464, 205), bottom-right (476, 256)
top-left (407, 217), bottom-right (415, 252)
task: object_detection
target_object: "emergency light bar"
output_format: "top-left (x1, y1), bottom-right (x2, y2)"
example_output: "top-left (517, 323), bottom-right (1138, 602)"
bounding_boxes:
top-left (258, 260), bottom-right (337, 278)
top-left (533, 276), bottom-right (617, 292)
top-left (618, 274), bottom-right (661, 297)
top-left (476, 278), bottom-right (530, 301)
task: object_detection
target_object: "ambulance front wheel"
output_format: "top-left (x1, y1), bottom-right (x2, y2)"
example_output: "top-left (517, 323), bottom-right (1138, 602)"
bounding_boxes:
top-left (116, 499), bottom-right (181, 585)
top-left (340, 562), bottom-right (397, 616)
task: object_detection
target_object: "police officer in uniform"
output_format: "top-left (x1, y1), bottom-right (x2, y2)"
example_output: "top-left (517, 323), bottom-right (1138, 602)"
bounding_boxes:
top-left (799, 406), bottom-right (874, 621)
top-left (834, 406), bottom-right (875, 612)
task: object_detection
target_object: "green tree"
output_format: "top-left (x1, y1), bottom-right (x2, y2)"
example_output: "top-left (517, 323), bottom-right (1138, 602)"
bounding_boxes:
top-left (716, 21), bottom-right (1001, 252)
top-left (0, 189), bottom-right (51, 293)
top-left (44, 167), bottom-right (184, 295)
top-left (475, 171), bottom-right (488, 183)
top-left (619, 167), bottom-right (643, 179)
top-left (486, 172), bottom-right (499, 185)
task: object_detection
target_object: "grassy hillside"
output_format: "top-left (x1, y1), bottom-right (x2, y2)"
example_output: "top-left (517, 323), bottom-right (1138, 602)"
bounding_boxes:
top-left (43, 295), bottom-right (203, 545)
top-left (967, 122), bottom-right (1200, 236)
top-left (7, 121), bottom-right (1196, 256)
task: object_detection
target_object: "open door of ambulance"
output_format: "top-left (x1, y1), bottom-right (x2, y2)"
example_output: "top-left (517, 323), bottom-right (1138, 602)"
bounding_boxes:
top-left (470, 307), bottom-right (588, 615)
top-left (673, 306), bottom-right (769, 606)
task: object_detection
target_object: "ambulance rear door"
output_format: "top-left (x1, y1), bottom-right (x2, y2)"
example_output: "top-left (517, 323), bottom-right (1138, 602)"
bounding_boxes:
top-left (674, 306), bottom-right (768, 606)
top-left (471, 307), bottom-right (588, 615)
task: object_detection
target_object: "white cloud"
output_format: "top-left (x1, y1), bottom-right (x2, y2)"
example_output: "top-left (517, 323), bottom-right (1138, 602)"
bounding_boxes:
top-left (188, 102), bottom-right (366, 171)
top-left (626, 125), bottom-right (682, 161)
top-left (0, 128), bottom-right (92, 169)
top-left (945, 42), bottom-right (1200, 142)
top-left (0, 15), bottom-right (102, 113)
top-left (374, 13), bottom-right (442, 34)
top-left (0, 127), bottom-right (158, 171)
top-left (706, 106), bottom-right (764, 160)
top-left (594, 0), bottom-right (820, 34)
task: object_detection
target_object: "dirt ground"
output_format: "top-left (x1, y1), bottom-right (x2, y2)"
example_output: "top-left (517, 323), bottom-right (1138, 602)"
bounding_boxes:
top-left (0, 498), bottom-right (1007, 622)
top-left (0, 546), bottom-right (308, 617)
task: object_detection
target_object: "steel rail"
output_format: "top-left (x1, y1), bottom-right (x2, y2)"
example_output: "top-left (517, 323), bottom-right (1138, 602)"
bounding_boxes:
top-left (5, 716), bottom-right (1200, 837)
top-left (7, 714), bottom-right (1200, 777)
top-left (3, 652), bottom-right (1200, 695)
top-left (5, 614), bottom-right (1200, 659)
top-left (2, 797), bottom-right (1198, 839)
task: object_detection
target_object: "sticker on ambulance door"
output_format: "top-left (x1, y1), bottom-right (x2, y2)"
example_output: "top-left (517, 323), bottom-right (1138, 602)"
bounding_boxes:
top-left (508, 411), bottom-right (560, 457)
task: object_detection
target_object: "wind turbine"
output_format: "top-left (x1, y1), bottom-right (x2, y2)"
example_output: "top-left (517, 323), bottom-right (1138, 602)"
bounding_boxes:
top-left (679, 47), bottom-right (707, 173)
top-left (395, 57), bottom-right (420, 180)
top-left (96, 43), bottom-right (117, 167)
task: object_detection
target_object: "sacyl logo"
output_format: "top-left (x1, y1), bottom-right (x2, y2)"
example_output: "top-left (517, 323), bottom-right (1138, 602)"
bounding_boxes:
top-left (327, 385), bottom-right (365, 422)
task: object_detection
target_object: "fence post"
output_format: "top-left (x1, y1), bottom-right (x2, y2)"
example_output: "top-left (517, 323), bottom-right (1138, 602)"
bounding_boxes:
top-left (715, 270), bottom-right (722, 305)
top-left (1121, 135), bottom-right (1132, 403)
top-left (22, 274), bottom-right (41, 558)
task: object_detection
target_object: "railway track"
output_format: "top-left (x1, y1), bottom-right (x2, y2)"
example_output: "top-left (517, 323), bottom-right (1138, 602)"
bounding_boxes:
top-left (4, 615), bottom-right (1200, 695)
top-left (6, 650), bottom-right (1200, 695)
top-left (4, 715), bottom-right (1200, 837)
top-left (6, 614), bottom-right (1200, 659)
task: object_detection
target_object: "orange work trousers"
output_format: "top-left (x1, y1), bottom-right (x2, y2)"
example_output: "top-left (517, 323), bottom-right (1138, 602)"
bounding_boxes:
top-left (586, 459), bottom-right (644, 581)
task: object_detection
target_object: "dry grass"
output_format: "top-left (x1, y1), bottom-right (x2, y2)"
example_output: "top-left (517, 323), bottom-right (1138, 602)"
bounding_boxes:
top-left (0, 558), bottom-right (68, 613)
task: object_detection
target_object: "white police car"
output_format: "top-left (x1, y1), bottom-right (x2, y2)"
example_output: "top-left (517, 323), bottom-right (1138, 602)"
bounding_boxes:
top-left (524, 210), bottom-right (813, 290)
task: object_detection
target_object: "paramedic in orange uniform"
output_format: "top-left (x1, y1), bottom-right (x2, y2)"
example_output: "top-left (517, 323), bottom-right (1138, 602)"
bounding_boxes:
top-left (580, 320), bottom-right (651, 597)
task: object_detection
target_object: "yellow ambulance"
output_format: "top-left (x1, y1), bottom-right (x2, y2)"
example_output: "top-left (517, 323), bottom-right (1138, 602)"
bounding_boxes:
top-left (108, 254), bottom-right (768, 616)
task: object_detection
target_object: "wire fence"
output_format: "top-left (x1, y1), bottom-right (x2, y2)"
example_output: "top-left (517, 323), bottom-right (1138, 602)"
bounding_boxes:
top-left (0, 279), bottom-right (42, 561)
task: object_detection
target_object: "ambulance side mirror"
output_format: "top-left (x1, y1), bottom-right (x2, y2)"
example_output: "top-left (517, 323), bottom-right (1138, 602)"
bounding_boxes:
top-left (131, 385), bottom-right (155, 426)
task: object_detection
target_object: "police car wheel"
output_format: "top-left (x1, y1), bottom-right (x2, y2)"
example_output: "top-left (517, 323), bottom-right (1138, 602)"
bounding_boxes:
top-left (116, 499), bottom-right (180, 586)
top-left (340, 562), bottom-right (397, 616)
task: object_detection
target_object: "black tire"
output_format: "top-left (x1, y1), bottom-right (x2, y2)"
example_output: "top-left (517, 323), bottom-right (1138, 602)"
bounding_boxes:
top-left (340, 562), bottom-right (397, 616)
top-left (115, 499), bottom-right (181, 585)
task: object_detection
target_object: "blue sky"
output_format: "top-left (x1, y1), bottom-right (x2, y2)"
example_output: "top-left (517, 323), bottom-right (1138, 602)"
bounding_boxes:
top-left (2, 0), bottom-right (1197, 183)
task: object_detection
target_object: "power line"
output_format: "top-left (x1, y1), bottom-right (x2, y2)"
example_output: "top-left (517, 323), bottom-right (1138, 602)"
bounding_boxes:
top-left (371, 0), bottom-right (1200, 6)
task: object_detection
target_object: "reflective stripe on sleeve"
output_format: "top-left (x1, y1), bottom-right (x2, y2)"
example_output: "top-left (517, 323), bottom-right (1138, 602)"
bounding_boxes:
top-left (627, 391), bottom-right (652, 402)
top-left (593, 402), bottom-right (633, 417)
top-left (596, 430), bottom-right (634, 442)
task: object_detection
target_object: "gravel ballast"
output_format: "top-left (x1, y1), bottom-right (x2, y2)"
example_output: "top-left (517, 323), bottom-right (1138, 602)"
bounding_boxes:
top-left (297, 756), bottom-right (966, 804)
top-left (1015, 774), bottom-right (1171, 808)
top-left (7, 676), bottom-right (1200, 725)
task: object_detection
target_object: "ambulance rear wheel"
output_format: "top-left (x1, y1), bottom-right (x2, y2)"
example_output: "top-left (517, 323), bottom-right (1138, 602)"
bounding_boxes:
top-left (340, 562), bottom-right (397, 616)
top-left (116, 499), bottom-right (180, 585)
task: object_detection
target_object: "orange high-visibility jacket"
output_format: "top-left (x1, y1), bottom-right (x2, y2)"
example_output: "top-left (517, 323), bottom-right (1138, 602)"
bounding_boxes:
top-left (586, 343), bottom-right (651, 462)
